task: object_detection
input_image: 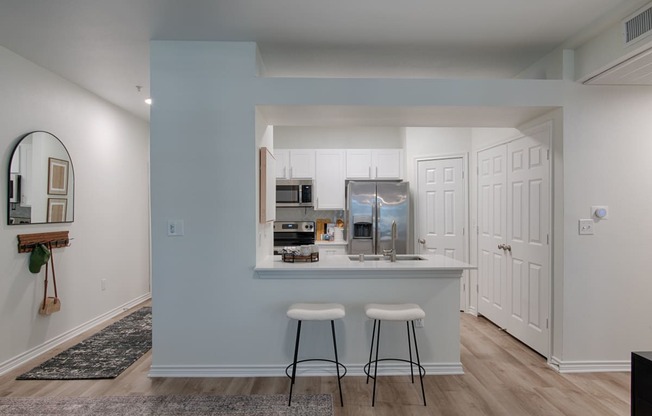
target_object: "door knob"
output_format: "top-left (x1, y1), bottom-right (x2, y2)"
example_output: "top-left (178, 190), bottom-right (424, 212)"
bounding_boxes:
top-left (504, 244), bottom-right (512, 252)
top-left (418, 238), bottom-right (426, 244)
top-left (498, 244), bottom-right (505, 250)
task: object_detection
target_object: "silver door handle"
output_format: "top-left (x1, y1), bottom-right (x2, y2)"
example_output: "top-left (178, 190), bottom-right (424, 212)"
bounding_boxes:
top-left (418, 238), bottom-right (426, 244)
top-left (498, 244), bottom-right (505, 250)
top-left (504, 244), bottom-right (512, 252)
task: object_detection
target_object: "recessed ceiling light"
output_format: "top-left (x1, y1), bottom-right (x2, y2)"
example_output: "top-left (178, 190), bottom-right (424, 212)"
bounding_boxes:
top-left (145, 98), bottom-right (152, 105)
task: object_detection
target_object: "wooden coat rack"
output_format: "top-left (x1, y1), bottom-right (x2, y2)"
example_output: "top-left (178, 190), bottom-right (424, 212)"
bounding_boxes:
top-left (17, 231), bottom-right (70, 253)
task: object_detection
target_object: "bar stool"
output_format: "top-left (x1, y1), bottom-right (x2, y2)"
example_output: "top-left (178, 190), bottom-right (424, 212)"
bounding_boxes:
top-left (364, 303), bottom-right (426, 406)
top-left (286, 303), bottom-right (346, 407)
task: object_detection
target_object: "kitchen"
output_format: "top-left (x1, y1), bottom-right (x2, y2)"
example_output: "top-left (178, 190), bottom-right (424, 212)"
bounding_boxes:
top-left (271, 128), bottom-right (406, 259)
top-left (255, 123), bottom-right (478, 376)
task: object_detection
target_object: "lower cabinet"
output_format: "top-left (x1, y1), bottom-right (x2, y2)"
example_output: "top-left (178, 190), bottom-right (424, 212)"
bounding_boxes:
top-left (318, 244), bottom-right (347, 256)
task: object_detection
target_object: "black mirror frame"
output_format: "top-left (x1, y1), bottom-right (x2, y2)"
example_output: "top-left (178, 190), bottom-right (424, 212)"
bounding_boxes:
top-left (7, 131), bottom-right (75, 225)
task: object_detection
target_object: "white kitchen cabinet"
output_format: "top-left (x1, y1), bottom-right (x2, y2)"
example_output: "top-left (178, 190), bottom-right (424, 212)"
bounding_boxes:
top-left (345, 149), bottom-right (402, 179)
top-left (373, 149), bottom-right (402, 179)
top-left (275, 149), bottom-right (315, 179)
top-left (319, 244), bottom-right (347, 256)
top-left (314, 149), bottom-right (345, 210)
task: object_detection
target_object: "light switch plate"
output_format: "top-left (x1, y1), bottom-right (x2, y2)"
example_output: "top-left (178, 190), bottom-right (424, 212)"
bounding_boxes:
top-left (578, 219), bottom-right (594, 235)
top-left (167, 220), bottom-right (184, 236)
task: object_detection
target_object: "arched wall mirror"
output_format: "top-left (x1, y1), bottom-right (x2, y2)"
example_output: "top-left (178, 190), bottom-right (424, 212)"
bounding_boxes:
top-left (7, 131), bottom-right (75, 225)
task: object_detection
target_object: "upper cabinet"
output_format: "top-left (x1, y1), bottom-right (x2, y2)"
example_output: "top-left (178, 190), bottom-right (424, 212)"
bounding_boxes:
top-left (275, 149), bottom-right (315, 179)
top-left (314, 150), bottom-right (345, 210)
top-left (345, 149), bottom-right (403, 180)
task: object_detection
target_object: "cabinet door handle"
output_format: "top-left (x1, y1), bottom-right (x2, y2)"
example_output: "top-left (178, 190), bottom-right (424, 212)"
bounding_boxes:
top-left (498, 244), bottom-right (505, 250)
top-left (289, 167), bottom-right (292, 178)
top-left (504, 244), bottom-right (512, 252)
top-left (418, 238), bottom-right (426, 244)
top-left (368, 166), bottom-right (372, 178)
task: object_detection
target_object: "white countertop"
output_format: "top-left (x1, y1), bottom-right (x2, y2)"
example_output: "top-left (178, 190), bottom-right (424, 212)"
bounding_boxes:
top-left (315, 240), bottom-right (347, 246)
top-left (255, 253), bottom-right (475, 279)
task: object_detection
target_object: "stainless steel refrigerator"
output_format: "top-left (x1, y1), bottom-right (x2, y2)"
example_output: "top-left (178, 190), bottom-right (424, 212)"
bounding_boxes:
top-left (347, 181), bottom-right (410, 255)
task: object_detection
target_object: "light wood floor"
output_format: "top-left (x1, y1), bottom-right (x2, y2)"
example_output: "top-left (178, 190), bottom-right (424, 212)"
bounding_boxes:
top-left (0, 301), bottom-right (630, 416)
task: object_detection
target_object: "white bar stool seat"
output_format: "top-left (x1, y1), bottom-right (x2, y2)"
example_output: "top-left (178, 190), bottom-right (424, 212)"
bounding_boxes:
top-left (364, 303), bottom-right (427, 407)
top-left (287, 303), bottom-right (345, 321)
top-left (286, 303), bottom-right (346, 407)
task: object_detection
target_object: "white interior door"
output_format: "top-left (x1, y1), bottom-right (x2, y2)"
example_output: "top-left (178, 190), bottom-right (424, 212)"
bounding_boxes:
top-left (416, 157), bottom-right (466, 309)
top-left (505, 129), bottom-right (550, 356)
top-left (477, 124), bottom-right (551, 357)
top-left (477, 146), bottom-right (508, 328)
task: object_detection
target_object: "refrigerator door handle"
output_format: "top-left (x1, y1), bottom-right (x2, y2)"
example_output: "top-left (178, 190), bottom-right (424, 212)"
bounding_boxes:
top-left (373, 197), bottom-right (378, 254)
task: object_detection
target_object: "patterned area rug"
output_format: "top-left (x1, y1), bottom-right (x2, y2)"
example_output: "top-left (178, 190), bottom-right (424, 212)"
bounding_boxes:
top-left (17, 307), bottom-right (151, 380)
top-left (0, 394), bottom-right (333, 415)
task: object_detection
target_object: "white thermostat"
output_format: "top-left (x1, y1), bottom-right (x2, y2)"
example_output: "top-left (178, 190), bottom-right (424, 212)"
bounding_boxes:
top-left (591, 206), bottom-right (608, 220)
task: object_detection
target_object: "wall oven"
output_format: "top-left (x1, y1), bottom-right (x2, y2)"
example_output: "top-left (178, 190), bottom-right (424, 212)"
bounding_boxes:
top-left (276, 179), bottom-right (313, 207)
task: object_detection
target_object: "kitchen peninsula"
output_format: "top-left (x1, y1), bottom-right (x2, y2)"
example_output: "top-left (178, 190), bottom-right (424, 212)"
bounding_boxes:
top-left (255, 253), bottom-right (475, 375)
top-left (255, 253), bottom-right (473, 279)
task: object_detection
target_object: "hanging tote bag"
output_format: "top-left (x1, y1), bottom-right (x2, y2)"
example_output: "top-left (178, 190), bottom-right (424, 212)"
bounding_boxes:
top-left (38, 243), bottom-right (61, 315)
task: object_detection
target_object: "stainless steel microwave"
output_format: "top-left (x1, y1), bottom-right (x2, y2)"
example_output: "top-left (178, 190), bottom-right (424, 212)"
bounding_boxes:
top-left (276, 179), bottom-right (313, 207)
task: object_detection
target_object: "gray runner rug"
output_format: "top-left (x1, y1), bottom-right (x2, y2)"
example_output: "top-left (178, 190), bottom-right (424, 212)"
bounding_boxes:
top-left (0, 394), bottom-right (333, 415)
top-left (17, 307), bottom-right (151, 380)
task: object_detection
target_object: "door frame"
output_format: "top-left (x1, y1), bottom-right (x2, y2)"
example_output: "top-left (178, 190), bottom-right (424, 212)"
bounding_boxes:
top-left (413, 153), bottom-right (470, 311)
top-left (474, 121), bottom-right (554, 361)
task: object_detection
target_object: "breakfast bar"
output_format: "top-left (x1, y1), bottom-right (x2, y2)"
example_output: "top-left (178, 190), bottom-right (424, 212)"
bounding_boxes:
top-left (255, 253), bottom-right (475, 376)
top-left (255, 253), bottom-right (474, 279)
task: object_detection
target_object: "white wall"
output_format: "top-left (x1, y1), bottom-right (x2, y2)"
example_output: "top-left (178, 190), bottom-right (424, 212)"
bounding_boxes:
top-left (275, 126), bottom-right (403, 149)
top-left (559, 83), bottom-right (652, 366)
top-left (149, 41), bottom-right (568, 376)
top-left (0, 46), bottom-right (150, 372)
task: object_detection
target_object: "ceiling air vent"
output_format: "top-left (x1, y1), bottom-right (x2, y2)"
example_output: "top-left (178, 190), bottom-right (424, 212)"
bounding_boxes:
top-left (624, 3), bottom-right (652, 45)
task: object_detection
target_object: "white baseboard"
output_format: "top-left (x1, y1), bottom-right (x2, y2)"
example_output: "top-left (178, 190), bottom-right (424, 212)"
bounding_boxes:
top-left (0, 293), bottom-right (151, 376)
top-left (549, 356), bottom-right (630, 373)
top-left (148, 362), bottom-right (464, 378)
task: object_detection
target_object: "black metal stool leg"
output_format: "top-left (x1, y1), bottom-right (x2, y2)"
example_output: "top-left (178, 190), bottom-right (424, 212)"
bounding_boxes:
top-left (407, 321), bottom-right (414, 383)
top-left (288, 320), bottom-right (302, 406)
top-left (330, 320), bottom-right (344, 407)
top-left (366, 319), bottom-right (377, 384)
top-left (411, 321), bottom-right (426, 406)
top-left (372, 320), bottom-right (381, 407)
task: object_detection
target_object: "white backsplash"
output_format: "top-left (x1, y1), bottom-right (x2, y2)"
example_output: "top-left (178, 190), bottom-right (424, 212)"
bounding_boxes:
top-left (276, 207), bottom-right (345, 226)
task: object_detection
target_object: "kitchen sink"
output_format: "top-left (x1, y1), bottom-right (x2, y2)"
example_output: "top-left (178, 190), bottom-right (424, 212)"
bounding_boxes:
top-left (348, 254), bottom-right (426, 261)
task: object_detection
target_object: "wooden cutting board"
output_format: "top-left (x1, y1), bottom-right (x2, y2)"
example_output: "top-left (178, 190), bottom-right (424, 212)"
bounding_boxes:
top-left (315, 218), bottom-right (330, 240)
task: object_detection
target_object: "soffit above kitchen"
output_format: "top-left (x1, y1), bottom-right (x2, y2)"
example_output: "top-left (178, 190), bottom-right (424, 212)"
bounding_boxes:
top-left (0, 0), bottom-right (646, 121)
top-left (258, 105), bottom-right (556, 128)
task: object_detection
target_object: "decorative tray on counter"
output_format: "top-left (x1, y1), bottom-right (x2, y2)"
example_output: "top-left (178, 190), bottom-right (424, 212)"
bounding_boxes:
top-left (282, 252), bottom-right (320, 263)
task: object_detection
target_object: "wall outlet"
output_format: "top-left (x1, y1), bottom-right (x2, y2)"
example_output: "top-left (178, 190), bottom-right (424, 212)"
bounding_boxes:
top-left (101, 278), bottom-right (107, 291)
top-left (415, 318), bottom-right (424, 328)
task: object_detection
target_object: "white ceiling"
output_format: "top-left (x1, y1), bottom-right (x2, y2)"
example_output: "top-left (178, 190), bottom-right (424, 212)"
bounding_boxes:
top-left (0, 0), bottom-right (645, 123)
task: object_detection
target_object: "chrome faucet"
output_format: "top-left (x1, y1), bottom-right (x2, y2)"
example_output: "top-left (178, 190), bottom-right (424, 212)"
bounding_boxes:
top-left (383, 220), bottom-right (398, 262)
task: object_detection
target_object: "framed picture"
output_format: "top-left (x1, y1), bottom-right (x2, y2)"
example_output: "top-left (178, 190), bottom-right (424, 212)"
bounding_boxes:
top-left (47, 198), bottom-right (67, 222)
top-left (48, 157), bottom-right (69, 195)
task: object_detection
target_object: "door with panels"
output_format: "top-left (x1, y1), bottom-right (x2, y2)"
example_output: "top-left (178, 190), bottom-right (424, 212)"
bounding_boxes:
top-left (477, 146), bottom-right (508, 328)
top-left (416, 157), bottom-right (466, 309)
top-left (477, 124), bottom-right (551, 357)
